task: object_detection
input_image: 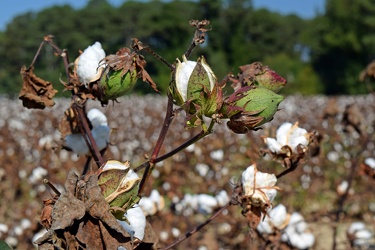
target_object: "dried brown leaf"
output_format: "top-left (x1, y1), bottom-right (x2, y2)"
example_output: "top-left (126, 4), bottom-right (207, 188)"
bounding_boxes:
top-left (40, 198), bottom-right (56, 229)
top-left (51, 171), bottom-right (86, 231)
top-left (19, 66), bottom-right (58, 109)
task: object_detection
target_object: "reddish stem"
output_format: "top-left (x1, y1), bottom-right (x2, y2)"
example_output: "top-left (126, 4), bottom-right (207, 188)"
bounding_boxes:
top-left (72, 102), bottom-right (105, 168)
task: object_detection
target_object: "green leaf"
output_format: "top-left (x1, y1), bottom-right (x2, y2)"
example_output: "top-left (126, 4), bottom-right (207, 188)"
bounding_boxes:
top-left (0, 240), bottom-right (12, 250)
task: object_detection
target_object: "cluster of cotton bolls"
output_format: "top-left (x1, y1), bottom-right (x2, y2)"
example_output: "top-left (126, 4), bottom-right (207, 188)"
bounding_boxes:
top-left (347, 222), bottom-right (374, 248)
top-left (172, 190), bottom-right (230, 216)
top-left (257, 204), bottom-right (315, 249)
top-left (139, 190), bottom-right (165, 216)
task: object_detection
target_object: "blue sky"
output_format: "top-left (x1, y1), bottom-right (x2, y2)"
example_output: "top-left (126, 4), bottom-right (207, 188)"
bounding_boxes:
top-left (0, 0), bottom-right (325, 31)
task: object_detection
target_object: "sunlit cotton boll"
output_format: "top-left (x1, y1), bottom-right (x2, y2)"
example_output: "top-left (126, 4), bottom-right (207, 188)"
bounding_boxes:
top-left (241, 164), bottom-right (278, 207)
top-left (76, 41), bottom-right (106, 86)
top-left (118, 205), bottom-right (146, 241)
top-left (257, 204), bottom-right (289, 234)
top-left (263, 122), bottom-right (309, 154)
top-left (197, 194), bottom-right (218, 214)
top-left (87, 108), bottom-right (108, 127)
top-left (139, 190), bottom-right (165, 216)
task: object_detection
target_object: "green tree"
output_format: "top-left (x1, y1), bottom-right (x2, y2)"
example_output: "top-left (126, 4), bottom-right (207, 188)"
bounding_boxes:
top-left (307, 0), bottom-right (375, 94)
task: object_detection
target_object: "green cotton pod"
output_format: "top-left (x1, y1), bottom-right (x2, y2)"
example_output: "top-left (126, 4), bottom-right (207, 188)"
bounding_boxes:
top-left (226, 87), bottom-right (284, 133)
top-left (186, 56), bottom-right (216, 105)
top-left (100, 68), bottom-right (138, 102)
top-left (98, 160), bottom-right (141, 219)
top-left (238, 88), bottom-right (284, 124)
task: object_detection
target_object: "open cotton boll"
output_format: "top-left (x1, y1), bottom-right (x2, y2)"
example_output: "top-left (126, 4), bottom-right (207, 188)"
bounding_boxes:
top-left (87, 108), bottom-right (108, 127)
top-left (91, 125), bottom-right (110, 150)
top-left (175, 59), bottom-right (197, 102)
top-left (241, 164), bottom-right (278, 207)
top-left (118, 205), bottom-right (146, 241)
top-left (215, 190), bottom-right (230, 207)
top-left (139, 197), bottom-right (156, 216)
top-left (65, 125), bottom-right (110, 155)
top-left (197, 194), bottom-right (218, 214)
top-left (76, 42), bottom-right (106, 86)
top-left (364, 158), bottom-right (375, 169)
top-left (268, 204), bottom-right (288, 229)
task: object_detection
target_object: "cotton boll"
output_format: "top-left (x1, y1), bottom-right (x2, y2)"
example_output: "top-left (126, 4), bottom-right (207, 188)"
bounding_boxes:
top-left (29, 166), bottom-right (48, 184)
top-left (65, 125), bottom-right (109, 156)
top-left (197, 194), bottom-right (218, 214)
top-left (268, 204), bottom-right (288, 229)
top-left (65, 133), bottom-right (89, 155)
top-left (119, 205), bottom-right (146, 241)
top-left (210, 149), bottom-right (224, 161)
top-left (215, 190), bottom-right (230, 207)
top-left (91, 125), bottom-right (110, 151)
top-left (264, 137), bottom-right (282, 154)
top-left (257, 220), bottom-right (274, 234)
top-left (87, 108), bottom-right (108, 127)
top-left (139, 197), bottom-right (156, 216)
top-left (76, 42), bottom-right (106, 86)
top-left (365, 158), bottom-right (375, 169)
top-left (348, 222), bottom-right (366, 234)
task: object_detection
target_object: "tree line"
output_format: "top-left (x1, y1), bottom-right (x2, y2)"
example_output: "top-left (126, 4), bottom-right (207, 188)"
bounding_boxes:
top-left (1, 0), bottom-right (374, 96)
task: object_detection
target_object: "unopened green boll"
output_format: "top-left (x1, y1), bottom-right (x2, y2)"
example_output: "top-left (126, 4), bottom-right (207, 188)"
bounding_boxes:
top-left (224, 87), bottom-right (284, 133)
top-left (100, 67), bottom-right (138, 103)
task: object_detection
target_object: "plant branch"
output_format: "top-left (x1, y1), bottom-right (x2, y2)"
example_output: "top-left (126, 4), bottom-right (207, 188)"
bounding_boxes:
top-left (134, 119), bottom-right (215, 173)
top-left (161, 202), bottom-right (231, 250)
top-left (72, 101), bottom-right (105, 169)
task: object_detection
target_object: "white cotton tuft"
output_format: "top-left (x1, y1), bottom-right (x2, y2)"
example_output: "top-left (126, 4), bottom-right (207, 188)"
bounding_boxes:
top-left (76, 41), bottom-right (106, 86)
top-left (119, 205), bottom-right (146, 241)
top-left (87, 108), bottom-right (108, 127)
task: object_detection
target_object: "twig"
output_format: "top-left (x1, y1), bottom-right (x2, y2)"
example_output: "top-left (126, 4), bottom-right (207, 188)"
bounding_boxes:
top-left (134, 120), bottom-right (215, 173)
top-left (161, 202), bottom-right (231, 250)
top-left (43, 179), bottom-right (61, 196)
top-left (72, 101), bottom-right (105, 168)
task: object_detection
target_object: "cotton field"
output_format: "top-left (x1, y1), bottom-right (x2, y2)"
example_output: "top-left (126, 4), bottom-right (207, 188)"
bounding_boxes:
top-left (0, 94), bottom-right (374, 249)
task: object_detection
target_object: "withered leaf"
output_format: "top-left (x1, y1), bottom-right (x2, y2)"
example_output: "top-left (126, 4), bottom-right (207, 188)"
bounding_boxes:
top-left (84, 174), bottom-right (132, 238)
top-left (51, 171), bottom-right (85, 231)
top-left (245, 206), bottom-right (262, 229)
top-left (59, 106), bottom-right (80, 140)
top-left (19, 66), bottom-right (58, 109)
top-left (40, 198), bottom-right (56, 229)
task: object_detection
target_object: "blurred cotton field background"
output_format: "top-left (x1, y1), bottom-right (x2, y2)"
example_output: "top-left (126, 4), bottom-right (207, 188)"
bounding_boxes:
top-left (0, 94), bottom-right (375, 249)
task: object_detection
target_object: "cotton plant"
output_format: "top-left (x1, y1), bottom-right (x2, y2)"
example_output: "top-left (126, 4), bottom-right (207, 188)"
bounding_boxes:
top-left (20, 20), bottom-right (311, 250)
